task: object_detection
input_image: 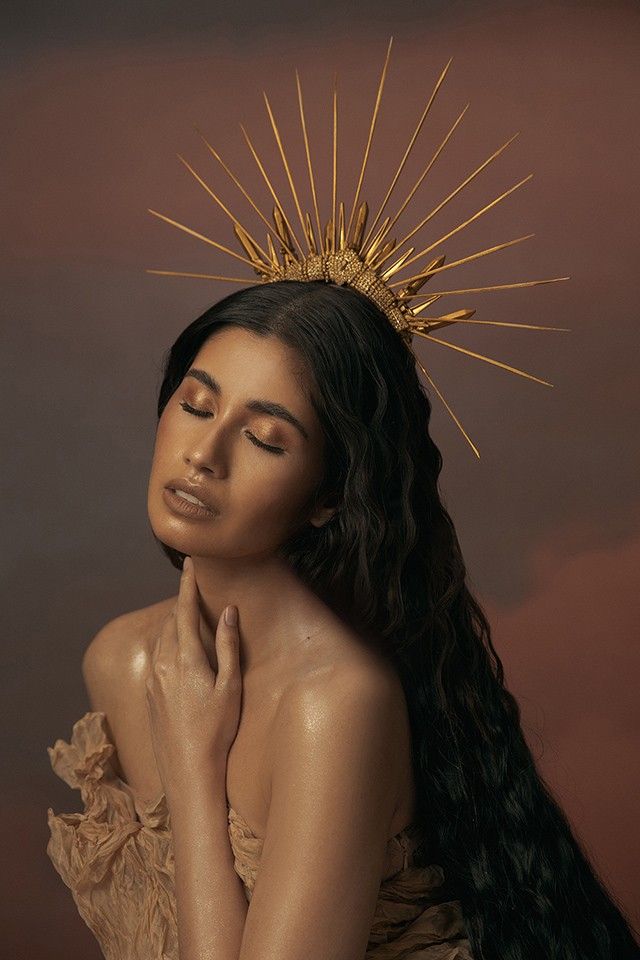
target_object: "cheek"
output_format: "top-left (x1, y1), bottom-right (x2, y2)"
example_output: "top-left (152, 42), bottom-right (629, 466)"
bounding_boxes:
top-left (235, 466), bottom-right (317, 530)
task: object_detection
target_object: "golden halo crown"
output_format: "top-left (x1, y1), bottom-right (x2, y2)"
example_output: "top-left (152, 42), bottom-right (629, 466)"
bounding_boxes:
top-left (147, 36), bottom-right (570, 458)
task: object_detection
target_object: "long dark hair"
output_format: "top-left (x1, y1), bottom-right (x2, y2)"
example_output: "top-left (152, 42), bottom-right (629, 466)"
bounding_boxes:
top-left (155, 280), bottom-right (639, 959)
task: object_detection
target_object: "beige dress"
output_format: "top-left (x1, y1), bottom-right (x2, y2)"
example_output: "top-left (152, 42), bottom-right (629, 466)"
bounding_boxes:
top-left (46, 710), bottom-right (474, 960)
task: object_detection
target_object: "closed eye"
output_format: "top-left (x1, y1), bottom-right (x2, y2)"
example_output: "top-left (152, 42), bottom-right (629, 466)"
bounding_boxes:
top-left (178, 400), bottom-right (286, 455)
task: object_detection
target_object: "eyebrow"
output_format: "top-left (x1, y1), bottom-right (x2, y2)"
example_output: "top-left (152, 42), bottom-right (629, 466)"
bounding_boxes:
top-left (184, 368), bottom-right (310, 441)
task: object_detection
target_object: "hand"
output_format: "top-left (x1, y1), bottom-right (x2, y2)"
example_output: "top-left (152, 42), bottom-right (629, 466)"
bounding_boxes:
top-left (144, 556), bottom-right (242, 798)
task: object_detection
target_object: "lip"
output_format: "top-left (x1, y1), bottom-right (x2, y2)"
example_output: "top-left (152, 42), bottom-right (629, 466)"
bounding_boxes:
top-left (163, 478), bottom-right (219, 518)
top-left (163, 487), bottom-right (217, 519)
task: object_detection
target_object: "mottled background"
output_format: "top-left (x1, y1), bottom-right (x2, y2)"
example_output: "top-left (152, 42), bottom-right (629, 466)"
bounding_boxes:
top-left (2, 0), bottom-right (639, 954)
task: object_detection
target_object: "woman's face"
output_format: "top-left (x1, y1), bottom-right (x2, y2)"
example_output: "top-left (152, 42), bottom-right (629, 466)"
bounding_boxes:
top-left (147, 325), bottom-right (334, 562)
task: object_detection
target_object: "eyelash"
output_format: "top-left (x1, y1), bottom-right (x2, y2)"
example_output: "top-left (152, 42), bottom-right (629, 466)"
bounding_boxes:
top-left (178, 400), bottom-right (285, 456)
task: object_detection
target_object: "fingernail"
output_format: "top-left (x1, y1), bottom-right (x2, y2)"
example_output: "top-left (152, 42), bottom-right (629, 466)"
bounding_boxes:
top-left (224, 605), bottom-right (238, 626)
top-left (183, 556), bottom-right (191, 573)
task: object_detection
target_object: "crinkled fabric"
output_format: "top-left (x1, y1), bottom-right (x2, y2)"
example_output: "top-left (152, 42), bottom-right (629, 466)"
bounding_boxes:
top-left (47, 711), bottom-right (473, 959)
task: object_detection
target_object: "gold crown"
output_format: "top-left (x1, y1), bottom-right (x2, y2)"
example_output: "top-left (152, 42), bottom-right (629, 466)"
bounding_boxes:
top-left (146, 36), bottom-right (570, 458)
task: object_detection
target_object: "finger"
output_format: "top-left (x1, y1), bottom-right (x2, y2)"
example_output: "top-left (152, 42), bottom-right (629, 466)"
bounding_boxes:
top-left (176, 556), bottom-right (207, 661)
top-left (198, 609), bottom-right (218, 670)
top-left (215, 605), bottom-right (241, 685)
top-left (152, 604), bottom-right (178, 667)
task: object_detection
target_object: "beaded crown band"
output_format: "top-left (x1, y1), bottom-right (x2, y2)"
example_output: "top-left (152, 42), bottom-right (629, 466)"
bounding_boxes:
top-left (147, 36), bottom-right (570, 458)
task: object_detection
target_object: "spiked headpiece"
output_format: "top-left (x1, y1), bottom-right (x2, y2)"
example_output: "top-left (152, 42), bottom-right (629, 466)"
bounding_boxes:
top-left (147, 36), bottom-right (570, 457)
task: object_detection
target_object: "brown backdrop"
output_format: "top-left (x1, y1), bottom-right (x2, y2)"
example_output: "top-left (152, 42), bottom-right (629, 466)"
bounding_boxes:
top-left (2, 1), bottom-right (639, 954)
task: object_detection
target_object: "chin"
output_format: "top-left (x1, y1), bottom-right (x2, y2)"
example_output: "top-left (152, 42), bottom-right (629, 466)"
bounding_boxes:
top-left (147, 494), bottom-right (186, 550)
top-left (150, 521), bottom-right (196, 559)
top-left (148, 492), bottom-right (220, 556)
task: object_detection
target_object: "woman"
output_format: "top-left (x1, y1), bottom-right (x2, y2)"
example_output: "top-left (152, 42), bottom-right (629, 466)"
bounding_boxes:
top-left (47, 279), bottom-right (640, 959)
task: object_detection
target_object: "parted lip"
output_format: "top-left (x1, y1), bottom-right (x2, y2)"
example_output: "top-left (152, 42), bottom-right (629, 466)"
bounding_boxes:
top-left (165, 478), bottom-right (219, 513)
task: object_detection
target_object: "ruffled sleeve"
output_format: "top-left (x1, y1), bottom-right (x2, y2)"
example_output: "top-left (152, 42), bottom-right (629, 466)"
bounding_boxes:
top-left (46, 711), bottom-right (178, 960)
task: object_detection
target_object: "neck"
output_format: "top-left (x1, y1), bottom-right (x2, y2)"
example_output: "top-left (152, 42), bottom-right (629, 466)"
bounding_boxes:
top-left (189, 551), bottom-right (327, 674)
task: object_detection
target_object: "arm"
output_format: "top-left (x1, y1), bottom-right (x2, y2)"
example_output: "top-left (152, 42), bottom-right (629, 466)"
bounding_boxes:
top-left (169, 762), bottom-right (249, 960)
top-left (237, 663), bottom-right (401, 960)
top-left (83, 609), bottom-right (250, 960)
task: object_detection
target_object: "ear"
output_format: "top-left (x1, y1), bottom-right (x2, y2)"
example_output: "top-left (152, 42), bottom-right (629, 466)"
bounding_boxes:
top-left (308, 492), bottom-right (340, 528)
top-left (309, 506), bottom-right (337, 528)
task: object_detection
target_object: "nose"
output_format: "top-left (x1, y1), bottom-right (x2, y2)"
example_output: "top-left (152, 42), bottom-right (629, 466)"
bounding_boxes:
top-left (184, 421), bottom-right (227, 477)
top-left (184, 449), bottom-right (215, 474)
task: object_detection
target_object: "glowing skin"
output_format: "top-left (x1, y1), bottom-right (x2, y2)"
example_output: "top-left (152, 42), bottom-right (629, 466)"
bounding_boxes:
top-left (143, 325), bottom-right (359, 959)
top-left (81, 324), bottom-right (412, 960)
top-left (146, 324), bottom-right (340, 675)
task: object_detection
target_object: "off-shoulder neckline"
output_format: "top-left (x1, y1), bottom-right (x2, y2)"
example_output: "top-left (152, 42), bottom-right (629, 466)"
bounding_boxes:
top-left (80, 710), bottom-right (417, 846)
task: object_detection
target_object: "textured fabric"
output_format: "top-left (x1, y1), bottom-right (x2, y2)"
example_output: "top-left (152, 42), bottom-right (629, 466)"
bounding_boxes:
top-left (47, 710), bottom-right (473, 959)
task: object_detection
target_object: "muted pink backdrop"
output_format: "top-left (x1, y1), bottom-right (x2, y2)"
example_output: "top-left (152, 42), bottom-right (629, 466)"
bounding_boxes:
top-left (2, 2), bottom-right (639, 954)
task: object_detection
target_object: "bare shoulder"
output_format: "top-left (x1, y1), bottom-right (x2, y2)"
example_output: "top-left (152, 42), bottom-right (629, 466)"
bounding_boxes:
top-left (81, 595), bottom-right (177, 711)
top-left (280, 640), bottom-right (407, 743)
top-left (79, 595), bottom-right (178, 798)
top-left (269, 631), bottom-right (410, 821)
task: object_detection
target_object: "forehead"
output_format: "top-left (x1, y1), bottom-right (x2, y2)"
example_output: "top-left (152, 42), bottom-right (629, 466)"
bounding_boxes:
top-left (190, 325), bottom-right (316, 409)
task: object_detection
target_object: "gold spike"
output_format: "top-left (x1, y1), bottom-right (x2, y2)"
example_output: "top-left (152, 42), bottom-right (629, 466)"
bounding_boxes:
top-left (380, 133), bottom-right (521, 269)
top-left (305, 212), bottom-right (318, 254)
top-left (361, 56), bottom-right (453, 251)
top-left (364, 103), bottom-right (469, 262)
top-left (380, 246), bottom-right (415, 281)
top-left (409, 313), bottom-right (570, 333)
top-left (408, 308), bottom-right (475, 332)
top-left (239, 122), bottom-right (305, 257)
top-left (412, 350), bottom-right (480, 458)
top-left (338, 201), bottom-right (345, 250)
top-left (403, 276), bottom-right (571, 299)
top-left (332, 71), bottom-right (338, 255)
top-left (351, 201), bottom-right (369, 251)
top-left (176, 153), bottom-right (270, 264)
top-left (401, 254), bottom-right (446, 297)
top-left (412, 307), bottom-right (476, 325)
top-left (273, 205), bottom-right (295, 262)
top-left (295, 69), bottom-right (323, 253)
top-left (324, 215), bottom-right (334, 254)
top-left (266, 234), bottom-right (280, 269)
top-left (413, 330), bottom-right (553, 386)
top-left (390, 234), bottom-right (535, 288)
top-left (263, 90), bottom-right (310, 251)
top-left (145, 269), bottom-right (256, 282)
top-left (193, 125), bottom-right (287, 254)
top-left (147, 208), bottom-right (257, 268)
top-left (363, 216), bottom-right (392, 264)
top-left (368, 239), bottom-right (397, 272)
top-left (392, 174), bottom-right (533, 277)
top-left (346, 36), bottom-right (394, 242)
top-left (409, 295), bottom-right (442, 314)
top-left (233, 223), bottom-right (271, 273)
